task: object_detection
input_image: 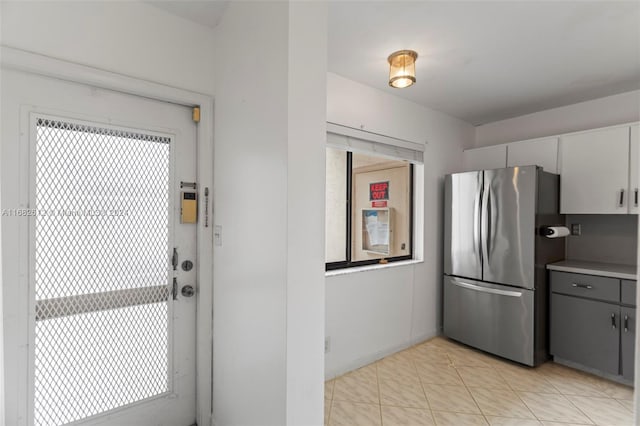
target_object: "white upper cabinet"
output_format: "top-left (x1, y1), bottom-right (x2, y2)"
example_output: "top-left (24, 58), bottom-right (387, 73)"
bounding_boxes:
top-left (560, 126), bottom-right (631, 214)
top-left (507, 137), bottom-right (558, 173)
top-left (462, 144), bottom-right (507, 171)
top-left (630, 124), bottom-right (639, 214)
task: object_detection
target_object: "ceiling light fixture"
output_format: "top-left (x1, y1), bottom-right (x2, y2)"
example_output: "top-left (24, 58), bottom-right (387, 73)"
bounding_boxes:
top-left (387, 50), bottom-right (418, 89)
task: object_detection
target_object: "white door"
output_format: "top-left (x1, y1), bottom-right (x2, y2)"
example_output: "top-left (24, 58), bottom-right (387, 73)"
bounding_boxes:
top-left (2, 69), bottom-right (198, 426)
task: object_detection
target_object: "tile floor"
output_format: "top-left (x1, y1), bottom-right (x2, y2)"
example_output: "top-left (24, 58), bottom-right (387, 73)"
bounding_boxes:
top-left (324, 337), bottom-right (635, 426)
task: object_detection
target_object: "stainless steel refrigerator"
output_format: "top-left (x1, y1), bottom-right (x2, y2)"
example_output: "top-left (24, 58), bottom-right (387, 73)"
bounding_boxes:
top-left (443, 165), bottom-right (564, 366)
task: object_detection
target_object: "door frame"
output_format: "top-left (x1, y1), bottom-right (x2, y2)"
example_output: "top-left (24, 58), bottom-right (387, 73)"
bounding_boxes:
top-left (1, 46), bottom-right (214, 426)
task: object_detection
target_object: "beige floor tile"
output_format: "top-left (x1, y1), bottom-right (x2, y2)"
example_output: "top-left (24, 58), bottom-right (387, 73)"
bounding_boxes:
top-left (329, 400), bottom-right (382, 426)
top-left (537, 363), bottom-right (607, 397)
top-left (495, 364), bottom-right (559, 393)
top-left (486, 416), bottom-right (542, 426)
top-left (456, 366), bottom-right (509, 389)
top-left (333, 370), bottom-right (379, 404)
top-left (381, 405), bottom-right (435, 426)
top-left (566, 395), bottom-right (634, 426)
top-left (543, 373), bottom-right (608, 397)
top-left (422, 336), bottom-right (461, 351)
top-left (517, 392), bottom-right (593, 424)
top-left (616, 398), bottom-right (634, 413)
top-left (468, 387), bottom-right (536, 419)
top-left (347, 364), bottom-right (379, 383)
top-left (415, 362), bottom-right (463, 386)
top-left (411, 344), bottom-right (452, 366)
top-left (597, 380), bottom-right (634, 400)
top-left (324, 399), bottom-right (331, 426)
top-left (536, 362), bottom-right (583, 379)
top-left (379, 376), bottom-right (429, 409)
top-left (325, 379), bottom-right (335, 400)
top-left (448, 348), bottom-right (494, 368)
top-left (471, 351), bottom-right (514, 369)
top-left (423, 383), bottom-right (481, 414)
top-left (540, 423), bottom-right (593, 426)
top-left (382, 350), bottom-right (416, 365)
top-left (432, 410), bottom-right (488, 426)
top-left (378, 357), bottom-right (418, 382)
top-left (328, 339), bottom-right (633, 426)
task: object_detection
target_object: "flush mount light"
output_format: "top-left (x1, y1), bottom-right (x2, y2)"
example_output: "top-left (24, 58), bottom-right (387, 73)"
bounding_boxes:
top-left (387, 50), bottom-right (418, 89)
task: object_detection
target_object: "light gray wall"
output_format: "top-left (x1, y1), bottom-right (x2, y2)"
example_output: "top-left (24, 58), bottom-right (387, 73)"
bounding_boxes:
top-left (325, 72), bottom-right (475, 378)
top-left (0, 1), bottom-right (217, 95)
top-left (212, 2), bottom-right (327, 425)
top-left (475, 90), bottom-right (640, 147)
top-left (565, 215), bottom-right (638, 265)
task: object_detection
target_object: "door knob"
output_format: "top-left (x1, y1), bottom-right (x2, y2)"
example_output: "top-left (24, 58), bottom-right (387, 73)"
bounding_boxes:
top-left (181, 285), bottom-right (195, 297)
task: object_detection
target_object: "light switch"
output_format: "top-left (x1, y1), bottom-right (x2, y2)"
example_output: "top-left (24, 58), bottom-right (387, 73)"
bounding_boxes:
top-left (214, 225), bottom-right (222, 246)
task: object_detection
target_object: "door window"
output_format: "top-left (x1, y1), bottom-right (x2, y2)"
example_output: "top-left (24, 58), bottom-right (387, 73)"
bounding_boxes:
top-left (34, 118), bottom-right (172, 425)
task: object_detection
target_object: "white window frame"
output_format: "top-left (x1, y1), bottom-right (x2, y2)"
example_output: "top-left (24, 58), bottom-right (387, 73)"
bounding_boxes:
top-left (325, 122), bottom-right (426, 271)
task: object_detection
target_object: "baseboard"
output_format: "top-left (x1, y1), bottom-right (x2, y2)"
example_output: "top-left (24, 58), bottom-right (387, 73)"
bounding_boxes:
top-left (324, 329), bottom-right (440, 380)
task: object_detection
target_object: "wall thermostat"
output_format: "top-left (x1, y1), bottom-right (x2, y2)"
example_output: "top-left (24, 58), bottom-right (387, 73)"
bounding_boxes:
top-left (181, 191), bottom-right (197, 224)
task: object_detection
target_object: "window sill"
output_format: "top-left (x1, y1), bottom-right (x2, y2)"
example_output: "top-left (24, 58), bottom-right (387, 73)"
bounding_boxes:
top-left (325, 259), bottom-right (423, 277)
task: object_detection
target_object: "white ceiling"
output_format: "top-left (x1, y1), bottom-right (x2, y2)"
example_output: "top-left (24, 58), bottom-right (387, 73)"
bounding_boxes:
top-left (148, 1), bottom-right (640, 126)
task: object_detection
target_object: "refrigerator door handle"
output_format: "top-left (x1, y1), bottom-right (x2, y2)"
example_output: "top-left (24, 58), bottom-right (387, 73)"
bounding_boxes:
top-left (450, 277), bottom-right (523, 298)
top-left (487, 185), bottom-right (494, 257)
top-left (473, 182), bottom-right (482, 265)
top-left (480, 181), bottom-right (490, 268)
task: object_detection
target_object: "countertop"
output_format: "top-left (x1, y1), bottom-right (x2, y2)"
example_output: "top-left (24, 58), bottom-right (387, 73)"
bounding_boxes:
top-left (547, 260), bottom-right (637, 281)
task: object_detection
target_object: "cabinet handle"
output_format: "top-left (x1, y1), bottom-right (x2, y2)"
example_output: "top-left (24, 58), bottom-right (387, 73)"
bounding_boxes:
top-left (635, 188), bottom-right (638, 207)
top-left (611, 313), bottom-right (617, 330)
top-left (571, 283), bottom-right (592, 289)
top-left (624, 315), bottom-right (629, 332)
top-left (618, 189), bottom-right (625, 207)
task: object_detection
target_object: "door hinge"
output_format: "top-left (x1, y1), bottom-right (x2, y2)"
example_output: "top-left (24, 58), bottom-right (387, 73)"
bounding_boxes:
top-left (192, 106), bottom-right (201, 123)
top-left (172, 247), bottom-right (178, 271)
top-left (172, 277), bottom-right (178, 300)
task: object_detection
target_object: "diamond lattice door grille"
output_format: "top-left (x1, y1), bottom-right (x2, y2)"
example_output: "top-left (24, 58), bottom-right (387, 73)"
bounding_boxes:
top-left (33, 118), bottom-right (172, 426)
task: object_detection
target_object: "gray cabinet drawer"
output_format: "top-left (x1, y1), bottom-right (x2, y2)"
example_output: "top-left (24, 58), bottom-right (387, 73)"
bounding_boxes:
top-left (550, 271), bottom-right (619, 303)
top-left (621, 280), bottom-right (637, 306)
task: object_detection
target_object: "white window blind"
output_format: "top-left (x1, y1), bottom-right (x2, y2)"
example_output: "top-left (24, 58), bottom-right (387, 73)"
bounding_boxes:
top-left (326, 122), bottom-right (425, 164)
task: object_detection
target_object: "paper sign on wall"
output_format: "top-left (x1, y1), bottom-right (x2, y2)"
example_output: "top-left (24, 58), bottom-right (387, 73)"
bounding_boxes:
top-left (364, 210), bottom-right (389, 246)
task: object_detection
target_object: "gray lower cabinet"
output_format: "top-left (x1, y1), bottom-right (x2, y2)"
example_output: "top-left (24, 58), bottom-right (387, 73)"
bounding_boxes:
top-left (550, 271), bottom-right (636, 381)
top-left (621, 306), bottom-right (636, 381)
top-left (550, 294), bottom-right (619, 375)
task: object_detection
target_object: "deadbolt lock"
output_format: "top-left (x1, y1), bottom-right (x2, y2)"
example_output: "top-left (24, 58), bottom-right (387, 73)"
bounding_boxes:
top-left (181, 260), bottom-right (193, 271)
top-left (181, 285), bottom-right (195, 297)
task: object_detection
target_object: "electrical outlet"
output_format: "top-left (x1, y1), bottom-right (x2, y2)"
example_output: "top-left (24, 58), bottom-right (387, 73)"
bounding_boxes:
top-left (570, 223), bottom-right (581, 236)
top-left (324, 337), bottom-right (331, 353)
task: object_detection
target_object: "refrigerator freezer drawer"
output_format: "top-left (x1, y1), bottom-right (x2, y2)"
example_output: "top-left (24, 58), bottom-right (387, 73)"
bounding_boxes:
top-left (443, 275), bottom-right (535, 366)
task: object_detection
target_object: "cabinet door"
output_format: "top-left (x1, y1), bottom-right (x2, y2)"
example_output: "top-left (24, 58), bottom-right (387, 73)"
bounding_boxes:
top-left (621, 306), bottom-right (635, 381)
top-left (560, 126), bottom-right (630, 214)
top-left (507, 137), bottom-right (558, 173)
top-left (550, 294), bottom-right (619, 375)
top-left (462, 145), bottom-right (507, 172)
top-left (630, 124), bottom-right (639, 214)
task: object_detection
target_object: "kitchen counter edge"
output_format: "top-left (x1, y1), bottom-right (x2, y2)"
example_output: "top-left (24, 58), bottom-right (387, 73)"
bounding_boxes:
top-left (546, 260), bottom-right (637, 281)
